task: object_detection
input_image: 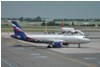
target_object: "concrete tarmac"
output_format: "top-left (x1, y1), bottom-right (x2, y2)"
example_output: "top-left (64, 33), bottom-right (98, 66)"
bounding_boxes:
top-left (1, 32), bottom-right (100, 67)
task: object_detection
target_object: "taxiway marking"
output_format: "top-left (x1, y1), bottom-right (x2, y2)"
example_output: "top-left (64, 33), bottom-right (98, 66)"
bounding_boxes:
top-left (84, 57), bottom-right (96, 60)
top-left (37, 48), bottom-right (96, 67)
top-left (2, 58), bottom-right (14, 67)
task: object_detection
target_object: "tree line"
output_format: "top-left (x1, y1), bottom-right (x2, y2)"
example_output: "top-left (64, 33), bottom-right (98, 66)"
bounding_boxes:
top-left (1, 16), bottom-right (100, 22)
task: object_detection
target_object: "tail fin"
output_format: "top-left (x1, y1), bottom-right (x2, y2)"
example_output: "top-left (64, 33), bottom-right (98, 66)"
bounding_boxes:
top-left (11, 21), bottom-right (27, 40)
top-left (61, 20), bottom-right (64, 28)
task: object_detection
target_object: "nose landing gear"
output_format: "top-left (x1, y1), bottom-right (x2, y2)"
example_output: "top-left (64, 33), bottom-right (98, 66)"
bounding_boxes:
top-left (78, 44), bottom-right (81, 48)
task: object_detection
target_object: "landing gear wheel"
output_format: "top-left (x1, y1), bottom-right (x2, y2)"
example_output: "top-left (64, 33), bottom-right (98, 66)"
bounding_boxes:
top-left (47, 45), bottom-right (52, 48)
top-left (78, 44), bottom-right (81, 48)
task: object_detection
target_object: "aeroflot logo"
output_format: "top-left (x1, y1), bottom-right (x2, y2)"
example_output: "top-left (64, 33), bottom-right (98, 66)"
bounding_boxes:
top-left (12, 24), bottom-right (24, 32)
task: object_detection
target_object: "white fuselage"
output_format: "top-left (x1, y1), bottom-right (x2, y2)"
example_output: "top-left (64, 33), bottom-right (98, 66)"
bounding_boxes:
top-left (27, 34), bottom-right (90, 44)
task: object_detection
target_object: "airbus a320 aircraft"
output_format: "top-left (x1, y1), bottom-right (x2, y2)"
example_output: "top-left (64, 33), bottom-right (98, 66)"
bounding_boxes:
top-left (11, 21), bottom-right (90, 48)
top-left (61, 20), bottom-right (85, 35)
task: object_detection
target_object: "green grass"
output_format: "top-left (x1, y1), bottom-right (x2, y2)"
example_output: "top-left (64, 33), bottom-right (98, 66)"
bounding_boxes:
top-left (1, 22), bottom-right (100, 32)
top-left (2, 27), bottom-right (100, 32)
top-left (1, 29), bottom-right (59, 32)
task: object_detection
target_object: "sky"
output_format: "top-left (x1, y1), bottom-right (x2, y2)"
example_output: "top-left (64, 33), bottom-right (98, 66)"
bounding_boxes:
top-left (1, 1), bottom-right (100, 19)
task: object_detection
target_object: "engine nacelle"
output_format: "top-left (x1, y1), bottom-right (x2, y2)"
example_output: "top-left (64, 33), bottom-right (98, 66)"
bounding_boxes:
top-left (52, 42), bottom-right (62, 48)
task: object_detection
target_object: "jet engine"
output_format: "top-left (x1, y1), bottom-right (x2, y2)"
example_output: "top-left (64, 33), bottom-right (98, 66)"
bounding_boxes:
top-left (52, 42), bottom-right (62, 48)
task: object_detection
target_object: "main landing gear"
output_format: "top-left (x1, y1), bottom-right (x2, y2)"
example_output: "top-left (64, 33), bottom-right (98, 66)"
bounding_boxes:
top-left (47, 41), bottom-right (62, 48)
top-left (47, 44), bottom-right (52, 48)
top-left (47, 42), bottom-right (52, 48)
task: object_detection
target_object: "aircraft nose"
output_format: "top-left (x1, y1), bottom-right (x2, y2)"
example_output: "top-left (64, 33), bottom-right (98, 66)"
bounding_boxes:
top-left (83, 38), bottom-right (90, 43)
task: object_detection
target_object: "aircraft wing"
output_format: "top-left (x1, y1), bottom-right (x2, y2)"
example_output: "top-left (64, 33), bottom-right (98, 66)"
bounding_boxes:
top-left (48, 39), bottom-right (64, 42)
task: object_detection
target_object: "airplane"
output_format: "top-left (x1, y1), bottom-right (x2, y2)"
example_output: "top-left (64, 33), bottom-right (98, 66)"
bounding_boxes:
top-left (10, 21), bottom-right (90, 48)
top-left (61, 20), bottom-right (85, 35)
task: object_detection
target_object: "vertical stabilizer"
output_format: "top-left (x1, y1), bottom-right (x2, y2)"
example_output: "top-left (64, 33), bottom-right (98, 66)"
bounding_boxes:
top-left (61, 20), bottom-right (64, 28)
top-left (11, 21), bottom-right (27, 40)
